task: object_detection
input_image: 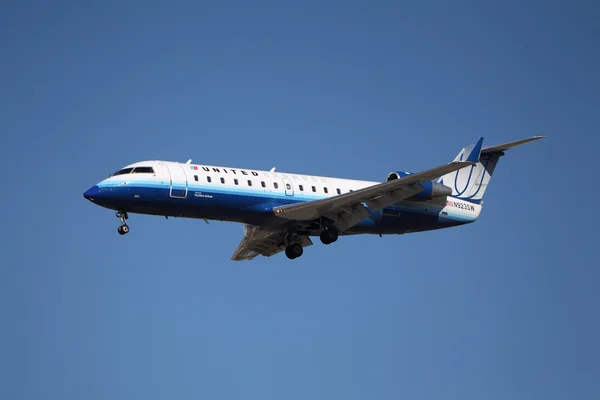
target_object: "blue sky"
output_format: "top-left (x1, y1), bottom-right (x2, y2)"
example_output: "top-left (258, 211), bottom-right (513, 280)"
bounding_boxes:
top-left (1, 1), bottom-right (598, 399)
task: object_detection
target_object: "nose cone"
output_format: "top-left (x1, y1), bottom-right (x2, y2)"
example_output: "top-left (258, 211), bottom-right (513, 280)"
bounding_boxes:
top-left (83, 185), bottom-right (100, 201)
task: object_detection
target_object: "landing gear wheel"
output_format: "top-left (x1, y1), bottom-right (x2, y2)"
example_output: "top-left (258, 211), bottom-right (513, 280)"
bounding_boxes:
top-left (320, 229), bottom-right (338, 245)
top-left (116, 211), bottom-right (130, 235)
top-left (285, 243), bottom-right (303, 259)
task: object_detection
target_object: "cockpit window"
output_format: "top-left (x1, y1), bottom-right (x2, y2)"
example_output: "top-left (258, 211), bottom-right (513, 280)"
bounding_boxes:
top-left (110, 166), bottom-right (154, 177)
top-left (110, 168), bottom-right (134, 177)
top-left (132, 167), bottom-right (154, 174)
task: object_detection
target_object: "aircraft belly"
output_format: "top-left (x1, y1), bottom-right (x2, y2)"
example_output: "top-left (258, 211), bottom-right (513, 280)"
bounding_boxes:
top-left (348, 207), bottom-right (464, 235)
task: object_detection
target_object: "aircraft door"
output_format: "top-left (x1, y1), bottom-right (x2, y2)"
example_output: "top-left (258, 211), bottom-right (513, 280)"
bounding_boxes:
top-left (282, 177), bottom-right (294, 196)
top-left (166, 163), bottom-right (188, 198)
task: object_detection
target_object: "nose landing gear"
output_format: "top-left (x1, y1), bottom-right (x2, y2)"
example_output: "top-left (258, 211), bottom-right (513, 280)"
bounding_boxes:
top-left (116, 211), bottom-right (130, 235)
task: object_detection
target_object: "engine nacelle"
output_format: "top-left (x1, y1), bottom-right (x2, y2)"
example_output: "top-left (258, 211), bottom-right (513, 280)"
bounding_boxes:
top-left (386, 171), bottom-right (411, 181)
top-left (386, 171), bottom-right (452, 200)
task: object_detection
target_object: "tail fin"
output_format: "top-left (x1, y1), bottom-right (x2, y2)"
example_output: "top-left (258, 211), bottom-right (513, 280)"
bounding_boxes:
top-left (439, 136), bottom-right (545, 204)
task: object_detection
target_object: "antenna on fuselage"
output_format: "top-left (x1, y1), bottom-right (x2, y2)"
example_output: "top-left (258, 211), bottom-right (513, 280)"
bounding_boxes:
top-left (186, 159), bottom-right (192, 164)
top-left (270, 167), bottom-right (276, 172)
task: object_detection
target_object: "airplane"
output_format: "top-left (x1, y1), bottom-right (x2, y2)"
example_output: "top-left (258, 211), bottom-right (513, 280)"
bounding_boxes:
top-left (83, 136), bottom-right (544, 260)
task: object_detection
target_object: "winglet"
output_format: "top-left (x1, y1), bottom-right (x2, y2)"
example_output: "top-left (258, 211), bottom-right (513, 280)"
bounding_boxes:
top-left (466, 137), bottom-right (484, 163)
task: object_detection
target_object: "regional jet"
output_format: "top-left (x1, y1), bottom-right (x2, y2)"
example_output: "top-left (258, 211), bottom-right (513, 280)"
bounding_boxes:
top-left (83, 136), bottom-right (544, 260)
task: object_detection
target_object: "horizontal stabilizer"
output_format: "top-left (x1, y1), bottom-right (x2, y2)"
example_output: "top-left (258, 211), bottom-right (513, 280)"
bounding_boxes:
top-left (439, 135), bottom-right (545, 204)
top-left (482, 136), bottom-right (546, 154)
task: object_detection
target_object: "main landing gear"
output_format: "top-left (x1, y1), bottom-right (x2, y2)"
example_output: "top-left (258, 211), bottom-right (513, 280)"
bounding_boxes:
top-left (116, 211), bottom-right (130, 235)
top-left (283, 233), bottom-right (304, 260)
top-left (319, 228), bottom-right (338, 245)
top-left (284, 226), bottom-right (339, 260)
top-left (285, 243), bottom-right (303, 260)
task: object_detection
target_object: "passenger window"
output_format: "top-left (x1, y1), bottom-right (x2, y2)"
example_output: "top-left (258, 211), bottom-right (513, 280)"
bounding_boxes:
top-left (274, 182), bottom-right (279, 189)
top-left (299, 185), bottom-right (304, 191)
top-left (194, 175), bottom-right (198, 182)
top-left (261, 181), bottom-right (266, 188)
top-left (132, 166), bottom-right (154, 173)
top-left (207, 176), bottom-right (212, 183)
top-left (324, 187), bottom-right (328, 194)
top-left (220, 177), bottom-right (225, 184)
top-left (311, 186), bottom-right (316, 192)
top-left (234, 179), bottom-right (239, 185)
top-left (336, 188), bottom-right (341, 194)
top-left (248, 180), bottom-right (252, 186)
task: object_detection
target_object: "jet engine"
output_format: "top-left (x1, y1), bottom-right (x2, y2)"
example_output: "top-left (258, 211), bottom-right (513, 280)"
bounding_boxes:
top-left (386, 171), bottom-right (452, 200)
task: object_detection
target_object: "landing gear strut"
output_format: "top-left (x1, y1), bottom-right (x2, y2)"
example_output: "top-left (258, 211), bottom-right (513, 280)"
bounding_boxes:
top-left (285, 243), bottom-right (303, 260)
top-left (116, 211), bottom-right (130, 235)
top-left (319, 228), bottom-right (338, 245)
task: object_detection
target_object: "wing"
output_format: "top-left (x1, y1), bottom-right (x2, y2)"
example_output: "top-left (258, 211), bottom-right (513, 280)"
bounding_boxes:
top-left (231, 224), bottom-right (313, 261)
top-left (273, 137), bottom-right (484, 232)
